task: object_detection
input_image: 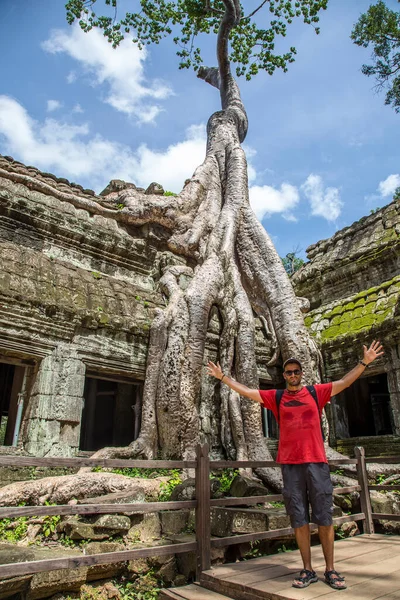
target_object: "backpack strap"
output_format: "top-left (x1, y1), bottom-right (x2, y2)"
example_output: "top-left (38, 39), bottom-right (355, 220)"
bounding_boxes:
top-left (305, 385), bottom-right (319, 412)
top-left (306, 385), bottom-right (325, 441)
top-left (275, 389), bottom-right (285, 423)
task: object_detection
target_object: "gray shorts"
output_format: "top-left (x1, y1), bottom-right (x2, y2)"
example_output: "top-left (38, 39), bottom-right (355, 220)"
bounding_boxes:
top-left (281, 463), bottom-right (333, 529)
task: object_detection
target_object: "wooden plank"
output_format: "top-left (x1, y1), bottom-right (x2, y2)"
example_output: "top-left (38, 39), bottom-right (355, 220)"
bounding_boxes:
top-left (0, 541), bottom-right (196, 579)
top-left (333, 485), bottom-right (361, 493)
top-left (327, 459), bottom-right (358, 465)
top-left (372, 513), bottom-right (400, 521)
top-left (210, 514), bottom-right (365, 549)
top-left (249, 551), bottom-right (400, 599)
top-left (210, 495), bottom-right (283, 507)
top-left (0, 456), bottom-right (196, 469)
top-left (365, 456), bottom-right (400, 463)
top-left (210, 461), bottom-right (277, 469)
top-left (278, 549), bottom-right (400, 600)
top-left (161, 584), bottom-right (235, 599)
top-left (203, 535), bottom-right (392, 581)
top-left (0, 500), bottom-right (197, 519)
top-left (369, 485), bottom-right (400, 491)
top-left (195, 443), bottom-right (211, 578)
top-left (355, 446), bottom-right (374, 534)
top-left (228, 543), bottom-right (399, 588)
top-left (314, 555), bottom-right (400, 600)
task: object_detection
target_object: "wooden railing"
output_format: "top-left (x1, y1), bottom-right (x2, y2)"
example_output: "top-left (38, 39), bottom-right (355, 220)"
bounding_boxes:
top-left (0, 446), bottom-right (398, 582)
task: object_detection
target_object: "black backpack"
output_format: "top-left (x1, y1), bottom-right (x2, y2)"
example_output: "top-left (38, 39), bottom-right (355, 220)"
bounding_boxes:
top-left (275, 385), bottom-right (325, 441)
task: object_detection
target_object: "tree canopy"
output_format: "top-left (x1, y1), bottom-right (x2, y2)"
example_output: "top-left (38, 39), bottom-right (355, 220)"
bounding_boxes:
top-left (351, 0), bottom-right (400, 113)
top-left (66, 0), bottom-right (328, 80)
top-left (281, 251), bottom-right (305, 275)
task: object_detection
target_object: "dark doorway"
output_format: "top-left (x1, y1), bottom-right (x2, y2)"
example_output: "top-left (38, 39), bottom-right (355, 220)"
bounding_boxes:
top-left (79, 376), bottom-right (142, 451)
top-left (0, 363), bottom-right (26, 446)
top-left (339, 373), bottom-right (392, 437)
top-left (260, 381), bottom-right (279, 439)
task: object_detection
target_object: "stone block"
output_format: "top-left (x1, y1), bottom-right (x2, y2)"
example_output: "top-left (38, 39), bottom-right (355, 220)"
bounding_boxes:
top-left (0, 575), bottom-right (32, 600)
top-left (85, 541), bottom-right (126, 581)
top-left (160, 510), bottom-right (189, 535)
top-left (370, 491), bottom-right (394, 514)
top-left (93, 514), bottom-right (131, 533)
top-left (229, 475), bottom-right (270, 498)
top-left (211, 507), bottom-right (268, 537)
top-left (28, 566), bottom-right (87, 600)
top-left (127, 513), bottom-right (161, 543)
top-left (265, 509), bottom-right (291, 530)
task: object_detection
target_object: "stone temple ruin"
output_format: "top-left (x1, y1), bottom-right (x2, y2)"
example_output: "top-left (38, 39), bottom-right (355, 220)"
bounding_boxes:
top-left (0, 154), bottom-right (399, 459)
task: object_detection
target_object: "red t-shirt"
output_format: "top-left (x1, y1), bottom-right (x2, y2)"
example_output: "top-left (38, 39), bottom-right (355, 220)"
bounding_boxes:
top-left (259, 383), bottom-right (332, 464)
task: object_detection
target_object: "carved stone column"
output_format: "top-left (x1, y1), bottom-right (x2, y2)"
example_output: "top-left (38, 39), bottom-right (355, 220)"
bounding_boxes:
top-left (24, 345), bottom-right (85, 456)
top-left (385, 344), bottom-right (400, 436)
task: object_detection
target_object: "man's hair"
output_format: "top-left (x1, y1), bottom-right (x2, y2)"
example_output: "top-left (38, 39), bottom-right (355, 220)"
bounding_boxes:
top-left (283, 357), bottom-right (302, 371)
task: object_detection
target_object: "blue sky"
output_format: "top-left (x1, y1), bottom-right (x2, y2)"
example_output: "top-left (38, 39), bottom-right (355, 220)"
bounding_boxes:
top-left (0, 0), bottom-right (399, 259)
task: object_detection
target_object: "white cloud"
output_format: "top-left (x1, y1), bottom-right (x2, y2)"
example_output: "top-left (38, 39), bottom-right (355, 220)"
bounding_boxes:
top-left (249, 183), bottom-right (299, 221)
top-left (0, 96), bottom-right (208, 192)
top-left (301, 174), bottom-right (342, 221)
top-left (47, 99), bottom-right (62, 112)
top-left (72, 103), bottom-right (84, 114)
top-left (66, 71), bottom-right (76, 84)
top-left (42, 25), bottom-right (172, 124)
top-left (378, 174), bottom-right (400, 198)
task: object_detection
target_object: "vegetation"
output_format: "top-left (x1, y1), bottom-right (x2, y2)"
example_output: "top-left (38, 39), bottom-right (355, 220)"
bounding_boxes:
top-left (281, 251), bottom-right (305, 275)
top-left (352, 0), bottom-right (400, 112)
top-left (66, 0), bottom-right (328, 79)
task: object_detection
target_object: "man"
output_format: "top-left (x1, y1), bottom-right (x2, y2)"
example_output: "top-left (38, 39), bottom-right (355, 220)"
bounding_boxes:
top-left (207, 340), bottom-right (384, 590)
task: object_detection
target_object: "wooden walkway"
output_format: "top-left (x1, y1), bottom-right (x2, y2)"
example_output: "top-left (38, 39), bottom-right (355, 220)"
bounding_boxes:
top-left (162, 534), bottom-right (400, 600)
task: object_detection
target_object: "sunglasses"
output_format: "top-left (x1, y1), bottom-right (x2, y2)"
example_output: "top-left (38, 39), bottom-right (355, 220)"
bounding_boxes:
top-left (284, 369), bottom-right (302, 376)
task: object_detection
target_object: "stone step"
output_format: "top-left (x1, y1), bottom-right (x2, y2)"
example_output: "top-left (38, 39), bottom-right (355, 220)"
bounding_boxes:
top-left (159, 583), bottom-right (235, 599)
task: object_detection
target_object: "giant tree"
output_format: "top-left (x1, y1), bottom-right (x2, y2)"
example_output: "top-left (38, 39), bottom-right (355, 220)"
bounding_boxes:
top-left (61, 0), bottom-right (328, 490)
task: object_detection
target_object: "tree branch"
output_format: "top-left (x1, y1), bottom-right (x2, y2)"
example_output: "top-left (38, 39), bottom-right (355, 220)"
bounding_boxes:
top-left (243, 0), bottom-right (268, 21)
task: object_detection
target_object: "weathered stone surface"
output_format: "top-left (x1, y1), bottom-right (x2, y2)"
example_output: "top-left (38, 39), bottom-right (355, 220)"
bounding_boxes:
top-left (127, 513), bottom-right (161, 542)
top-left (370, 490), bottom-right (395, 514)
top-left (85, 541), bottom-right (126, 581)
top-left (265, 509), bottom-right (291, 530)
top-left (93, 514), bottom-right (131, 532)
top-left (170, 478), bottom-right (196, 501)
top-left (28, 567), bottom-right (87, 600)
top-left (0, 543), bottom-right (86, 600)
top-left (0, 574), bottom-right (32, 600)
top-left (229, 475), bottom-right (269, 498)
top-left (160, 510), bottom-right (189, 534)
top-left (338, 521), bottom-right (360, 537)
top-left (211, 507), bottom-right (269, 537)
top-left (145, 182), bottom-right (164, 195)
top-left (60, 515), bottom-right (130, 540)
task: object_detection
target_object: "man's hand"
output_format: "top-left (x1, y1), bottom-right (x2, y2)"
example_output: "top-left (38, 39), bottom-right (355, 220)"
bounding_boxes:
top-left (207, 360), bottom-right (223, 380)
top-left (363, 340), bottom-right (384, 365)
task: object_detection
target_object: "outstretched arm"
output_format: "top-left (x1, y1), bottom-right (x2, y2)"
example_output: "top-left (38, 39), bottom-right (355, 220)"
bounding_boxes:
top-left (331, 340), bottom-right (384, 397)
top-left (207, 361), bottom-right (263, 403)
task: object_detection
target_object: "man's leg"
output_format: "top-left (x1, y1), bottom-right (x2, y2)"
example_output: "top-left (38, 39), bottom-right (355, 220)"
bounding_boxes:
top-left (282, 465), bottom-right (318, 588)
top-left (294, 523), bottom-right (312, 570)
top-left (318, 524), bottom-right (334, 571)
top-left (308, 464), bottom-right (346, 590)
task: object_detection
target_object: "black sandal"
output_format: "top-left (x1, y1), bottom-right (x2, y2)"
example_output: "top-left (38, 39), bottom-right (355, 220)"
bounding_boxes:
top-left (324, 569), bottom-right (347, 590)
top-left (292, 569), bottom-right (318, 588)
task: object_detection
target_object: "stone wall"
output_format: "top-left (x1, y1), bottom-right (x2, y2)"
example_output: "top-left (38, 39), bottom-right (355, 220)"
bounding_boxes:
top-left (292, 200), bottom-right (400, 441)
top-left (1, 153), bottom-right (399, 456)
top-left (0, 155), bottom-right (277, 457)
